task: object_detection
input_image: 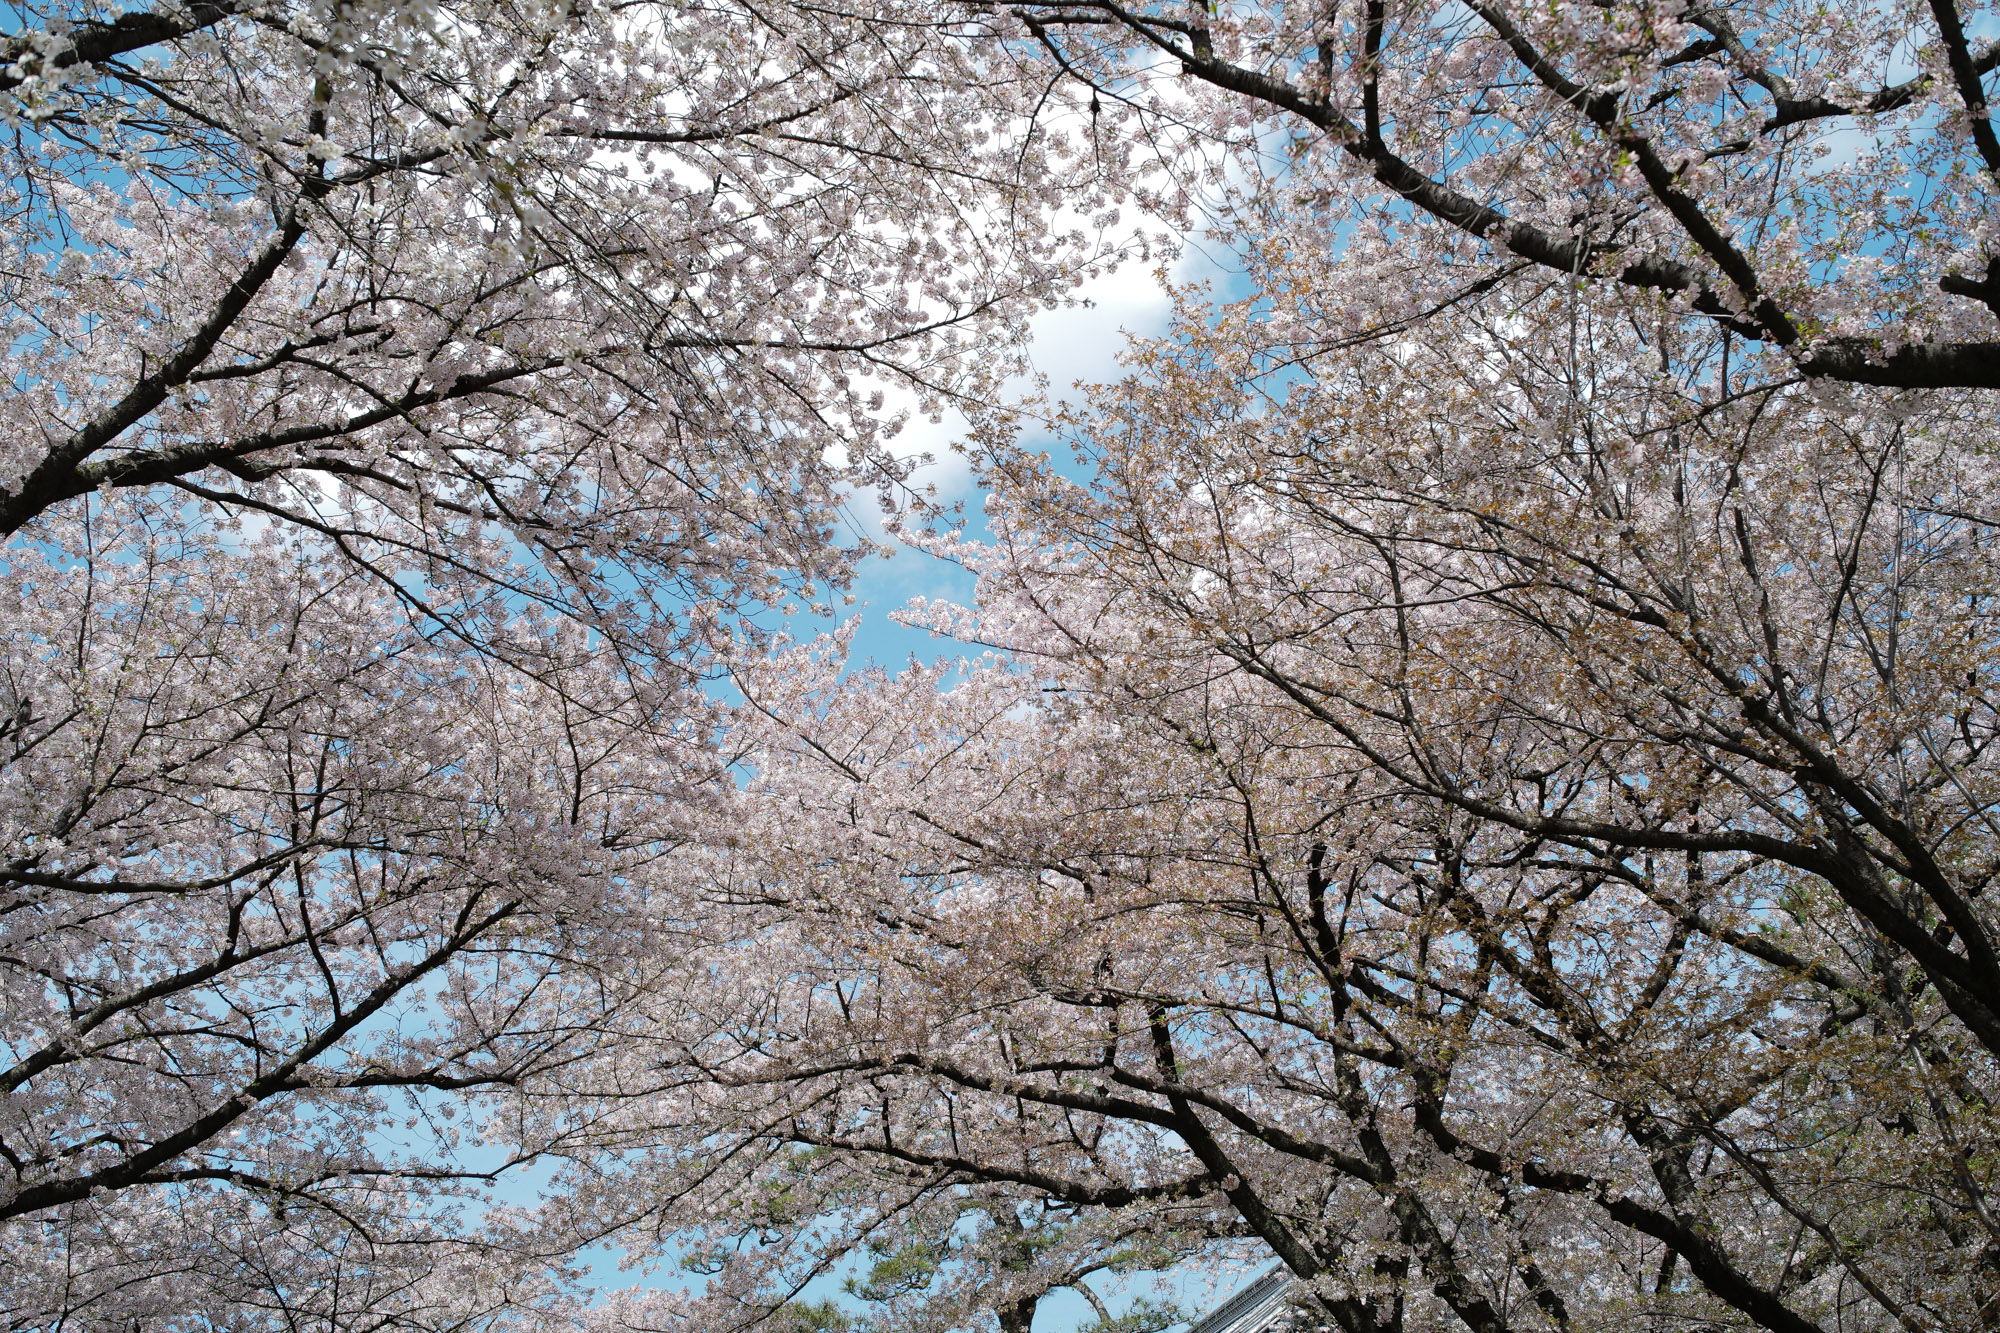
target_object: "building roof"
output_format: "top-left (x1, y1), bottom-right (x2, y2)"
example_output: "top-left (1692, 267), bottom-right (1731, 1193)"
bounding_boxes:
top-left (1185, 1269), bottom-right (1297, 1333)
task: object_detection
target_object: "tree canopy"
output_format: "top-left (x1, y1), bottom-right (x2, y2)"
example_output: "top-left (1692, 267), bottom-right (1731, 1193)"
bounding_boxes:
top-left (2, 0), bottom-right (1109, 1321)
top-left (3, 0), bottom-right (1997, 1329)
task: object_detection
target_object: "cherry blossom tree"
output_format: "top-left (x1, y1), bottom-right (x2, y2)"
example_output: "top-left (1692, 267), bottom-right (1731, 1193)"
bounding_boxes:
top-left (632, 257), bottom-right (2000, 1333)
top-left (993, 0), bottom-right (2000, 390)
top-left (1, 0), bottom-right (1124, 1323)
top-left (0, 496), bottom-right (721, 1325)
top-left (630, 12), bottom-right (2000, 1316)
top-left (1, 0), bottom-right (1122, 651)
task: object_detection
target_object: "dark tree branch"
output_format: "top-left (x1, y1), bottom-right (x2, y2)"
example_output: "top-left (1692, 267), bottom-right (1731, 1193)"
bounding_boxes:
top-left (0, 1), bottom-right (234, 96)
